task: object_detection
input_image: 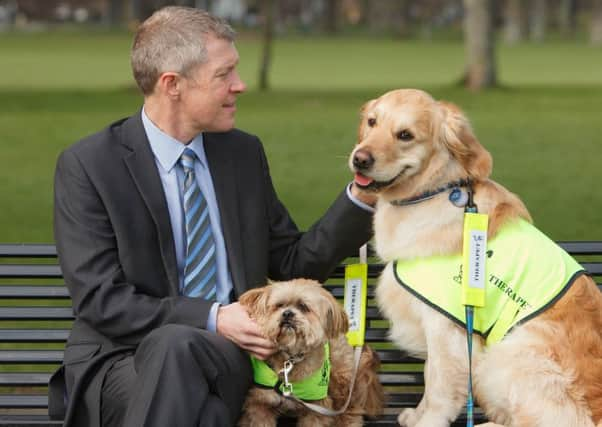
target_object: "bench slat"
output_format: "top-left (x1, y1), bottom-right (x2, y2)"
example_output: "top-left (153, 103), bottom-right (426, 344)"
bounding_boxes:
top-left (0, 286), bottom-right (69, 299)
top-left (557, 241), bottom-right (602, 254)
top-left (0, 244), bottom-right (57, 258)
top-left (0, 308), bottom-right (73, 320)
top-left (0, 265), bottom-right (62, 279)
top-left (581, 262), bottom-right (602, 276)
top-left (0, 395), bottom-right (49, 409)
top-left (0, 373), bottom-right (51, 387)
top-left (375, 349), bottom-right (422, 363)
top-left (0, 351), bottom-right (64, 364)
top-left (378, 373), bottom-right (423, 386)
top-left (0, 330), bottom-right (70, 343)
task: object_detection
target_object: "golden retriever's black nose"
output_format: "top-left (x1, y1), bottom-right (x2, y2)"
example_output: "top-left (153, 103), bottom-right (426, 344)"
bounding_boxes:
top-left (282, 309), bottom-right (294, 320)
top-left (353, 149), bottom-right (374, 170)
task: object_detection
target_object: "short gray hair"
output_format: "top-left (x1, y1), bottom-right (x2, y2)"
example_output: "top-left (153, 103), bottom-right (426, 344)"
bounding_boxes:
top-left (131, 6), bottom-right (236, 95)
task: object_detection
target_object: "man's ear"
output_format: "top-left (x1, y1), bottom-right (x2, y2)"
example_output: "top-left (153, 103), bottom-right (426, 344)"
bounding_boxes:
top-left (156, 72), bottom-right (181, 99)
top-left (239, 284), bottom-right (270, 318)
top-left (438, 101), bottom-right (492, 180)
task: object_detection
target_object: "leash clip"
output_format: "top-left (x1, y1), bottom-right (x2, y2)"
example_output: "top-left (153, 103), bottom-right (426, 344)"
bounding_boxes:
top-left (280, 360), bottom-right (294, 396)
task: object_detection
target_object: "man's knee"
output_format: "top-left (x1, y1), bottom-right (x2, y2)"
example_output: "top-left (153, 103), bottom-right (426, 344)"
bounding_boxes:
top-left (138, 324), bottom-right (252, 379)
top-left (141, 324), bottom-right (202, 355)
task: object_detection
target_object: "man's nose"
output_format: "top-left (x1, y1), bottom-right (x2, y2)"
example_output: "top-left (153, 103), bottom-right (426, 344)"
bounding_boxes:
top-left (231, 71), bottom-right (246, 93)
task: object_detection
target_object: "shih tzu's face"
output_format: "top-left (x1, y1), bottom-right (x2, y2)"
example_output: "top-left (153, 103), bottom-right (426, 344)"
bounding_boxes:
top-left (239, 279), bottom-right (349, 355)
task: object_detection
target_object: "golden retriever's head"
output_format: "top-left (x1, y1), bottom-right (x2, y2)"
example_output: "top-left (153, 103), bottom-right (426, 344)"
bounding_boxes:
top-left (239, 279), bottom-right (348, 356)
top-left (349, 89), bottom-right (492, 195)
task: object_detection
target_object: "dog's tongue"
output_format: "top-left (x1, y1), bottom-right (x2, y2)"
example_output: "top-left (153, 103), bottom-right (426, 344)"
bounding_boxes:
top-left (354, 173), bottom-right (373, 187)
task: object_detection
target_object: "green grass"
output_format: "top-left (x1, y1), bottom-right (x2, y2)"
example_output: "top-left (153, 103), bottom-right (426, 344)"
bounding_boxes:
top-left (0, 31), bottom-right (601, 242)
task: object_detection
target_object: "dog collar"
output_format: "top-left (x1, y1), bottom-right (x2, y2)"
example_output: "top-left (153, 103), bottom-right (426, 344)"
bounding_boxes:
top-left (250, 343), bottom-right (330, 401)
top-left (389, 178), bottom-right (471, 207)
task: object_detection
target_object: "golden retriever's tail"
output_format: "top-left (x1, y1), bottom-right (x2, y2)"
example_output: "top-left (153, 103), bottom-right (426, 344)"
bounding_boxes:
top-left (359, 345), bottom-right (385, 416)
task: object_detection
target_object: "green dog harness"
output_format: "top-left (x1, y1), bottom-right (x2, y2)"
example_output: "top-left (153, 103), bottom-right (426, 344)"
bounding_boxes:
top-left (250, 343), bottom-right (331, 400)
top-left (394, 219), bottom-right (585, 345)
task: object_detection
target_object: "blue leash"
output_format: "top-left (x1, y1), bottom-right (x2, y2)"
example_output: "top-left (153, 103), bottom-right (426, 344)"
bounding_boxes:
top-left (465, 305), bottom-right (475, 427)
top-left (464, 189), bottom-right (478, 427)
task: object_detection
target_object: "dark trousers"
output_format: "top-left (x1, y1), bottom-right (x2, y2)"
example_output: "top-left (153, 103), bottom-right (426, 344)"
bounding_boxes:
top-left (100, 324), bottom-right (253, 427)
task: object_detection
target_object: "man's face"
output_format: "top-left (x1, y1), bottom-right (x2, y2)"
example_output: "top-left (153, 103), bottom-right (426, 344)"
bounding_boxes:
top-left (180, 36), bottom-right (246, 133)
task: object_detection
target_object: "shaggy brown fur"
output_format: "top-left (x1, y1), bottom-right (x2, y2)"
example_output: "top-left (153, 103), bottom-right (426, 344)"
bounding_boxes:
top-left (348, 88), bottom-right (602, 427)
top-left (238, 279), bottom-right (384, 427)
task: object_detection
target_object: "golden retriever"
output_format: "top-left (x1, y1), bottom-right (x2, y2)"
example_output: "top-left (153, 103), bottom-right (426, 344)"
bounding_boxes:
top-left (348, 88), bottom-right (602, 427)
top-left (238, 279), bottom-right (384, 427)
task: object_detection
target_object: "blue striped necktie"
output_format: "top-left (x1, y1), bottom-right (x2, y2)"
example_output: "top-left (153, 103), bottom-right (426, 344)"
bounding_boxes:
top-left (179, 148), bottom-right (217, 300)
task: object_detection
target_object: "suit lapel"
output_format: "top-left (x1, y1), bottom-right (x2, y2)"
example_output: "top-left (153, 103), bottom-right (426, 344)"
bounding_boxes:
top-left (120, 114), bottom-right (180, 296)
top-left (203, 133), bottom-right (245, 297)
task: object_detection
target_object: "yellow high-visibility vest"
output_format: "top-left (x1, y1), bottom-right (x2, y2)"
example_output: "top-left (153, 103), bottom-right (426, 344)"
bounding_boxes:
top-left (394, 219), bottom-right (585, 345)
top-left (250, 343), bottom-right (330, 400)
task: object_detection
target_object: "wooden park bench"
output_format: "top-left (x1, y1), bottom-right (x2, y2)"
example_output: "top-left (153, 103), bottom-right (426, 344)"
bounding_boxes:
top-left (1, 242), bottom-right (601, 426)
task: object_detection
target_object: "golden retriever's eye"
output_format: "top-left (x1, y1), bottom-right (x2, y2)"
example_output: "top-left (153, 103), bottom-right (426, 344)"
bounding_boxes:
top-left (367, 118), bottom-right (376, 127)
top-left (297, 302), bottom-right (310, 313)
top-left (396, 130), bottom-right (414, 141)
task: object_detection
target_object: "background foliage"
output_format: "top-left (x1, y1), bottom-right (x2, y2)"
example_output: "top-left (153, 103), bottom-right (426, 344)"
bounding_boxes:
top-left (0, 31), bottom-right (601, 242)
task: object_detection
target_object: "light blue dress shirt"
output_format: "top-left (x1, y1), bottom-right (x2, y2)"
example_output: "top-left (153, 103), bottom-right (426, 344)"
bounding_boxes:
top-left (141, 109), bottom-right (232, 332)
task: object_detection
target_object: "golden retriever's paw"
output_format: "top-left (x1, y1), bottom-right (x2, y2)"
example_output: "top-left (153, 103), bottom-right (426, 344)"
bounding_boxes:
top-left (397, 408), bottom-right (420, 427)
top-left (475, 424), bottom-right (506, 427)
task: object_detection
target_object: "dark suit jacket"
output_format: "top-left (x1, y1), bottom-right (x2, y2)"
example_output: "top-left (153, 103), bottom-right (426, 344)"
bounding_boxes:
top-left (50, 112), bottom-right (373, 426)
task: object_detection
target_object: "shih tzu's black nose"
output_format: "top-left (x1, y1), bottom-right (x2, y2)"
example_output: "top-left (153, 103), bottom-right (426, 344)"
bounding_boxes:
top-left (282, 309), bottom-right (294, 320)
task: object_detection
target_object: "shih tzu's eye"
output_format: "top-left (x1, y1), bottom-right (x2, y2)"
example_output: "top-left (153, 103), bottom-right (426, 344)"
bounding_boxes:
top-left (297, 302), bottom-right (309, 313)
top-left (367, 118), bottom-right (376, 127)
top-left (274, 302), bottom-right (284, 309)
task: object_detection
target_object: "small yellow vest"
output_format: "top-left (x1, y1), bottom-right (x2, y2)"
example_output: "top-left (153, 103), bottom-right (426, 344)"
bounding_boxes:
top-left (249, 343), bottom-right (330, 400)
top-left (394, 219), bottom-right (585, 345)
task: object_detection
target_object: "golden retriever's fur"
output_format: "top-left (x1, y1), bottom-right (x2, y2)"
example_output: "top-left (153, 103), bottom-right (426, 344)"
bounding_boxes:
top-left (349, 89), bottom-right (602, 427)
top-left (238, 279), bottom-right (384, 427)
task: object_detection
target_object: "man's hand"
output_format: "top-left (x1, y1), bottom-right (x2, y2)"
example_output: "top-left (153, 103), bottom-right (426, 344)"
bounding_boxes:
top-left (350, 182), bottom-right (378, 207)
top-left (216, 302), bottom-right (276, 360)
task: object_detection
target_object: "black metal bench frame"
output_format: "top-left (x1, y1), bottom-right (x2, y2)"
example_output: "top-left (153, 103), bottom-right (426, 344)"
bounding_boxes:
top-left (1, 242), bottom-right (600, 427)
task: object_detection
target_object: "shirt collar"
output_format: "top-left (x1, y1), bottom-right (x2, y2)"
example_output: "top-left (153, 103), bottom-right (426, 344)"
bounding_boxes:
top-left (141, 107), bottom-right (206, 172)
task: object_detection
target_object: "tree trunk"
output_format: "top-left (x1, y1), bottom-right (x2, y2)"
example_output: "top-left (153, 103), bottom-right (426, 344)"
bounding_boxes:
top-left (530, 0), bottom-right (547, 42)
top-left (463, 0), bottom-right (497, 90)
top-left (195, 0), bottom-right (213, 11)
top-left (323, 0), bottom-right (339, 34)
top-left (358, 0), bottom-right (370, 26)
top-left (259, 0), bottom-right (275, 91)
top-left (367, 0), bottom-right (410, 37)
top-left (105, 0), bottom-right (124, 27)
top-left (557, 0), bottom-right (577, 36)
top-left (592, 0), bottom-right (602, 45)
top-left (175, 0), bottom-right (197, 7)
top-left (504, 0), bottom-right (528, 44)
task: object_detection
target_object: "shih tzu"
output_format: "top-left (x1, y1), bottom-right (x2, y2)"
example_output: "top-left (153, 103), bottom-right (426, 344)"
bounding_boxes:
top-left (238, 279), bottom-right (384, 427)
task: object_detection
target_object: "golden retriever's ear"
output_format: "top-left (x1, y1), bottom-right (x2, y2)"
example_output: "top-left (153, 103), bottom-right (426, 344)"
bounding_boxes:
top-left (324, 291), bottom-right (349, 338)
top-left (438, 101), bottom-right (492, 180)
top-left (357, 99), bottom-right (377, 142)
top-left (239, 285), bottom-right (270, 318)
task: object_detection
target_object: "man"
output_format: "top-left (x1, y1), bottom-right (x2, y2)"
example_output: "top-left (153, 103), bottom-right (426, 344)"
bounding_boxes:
top-left (50, 6), bottom-right (374, 427)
